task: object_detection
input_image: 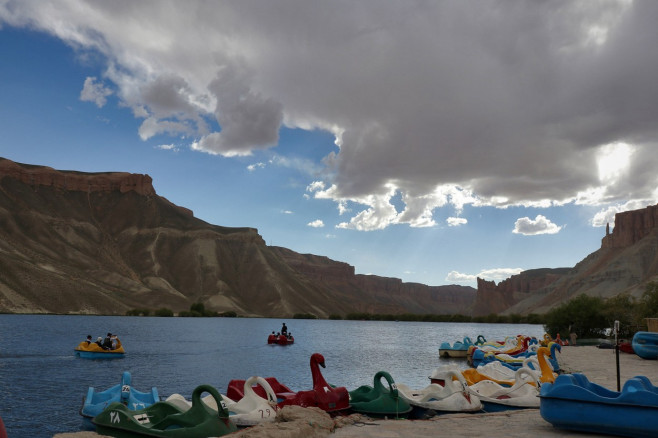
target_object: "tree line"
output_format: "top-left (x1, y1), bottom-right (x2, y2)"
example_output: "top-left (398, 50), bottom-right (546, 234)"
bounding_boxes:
top-left (125, 281), bottom-right (658, 340)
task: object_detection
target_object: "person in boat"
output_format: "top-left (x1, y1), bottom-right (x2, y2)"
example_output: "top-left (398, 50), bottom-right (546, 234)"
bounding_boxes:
top-left (281, 323), bottom-right (288, 336)
top-left (84, 335), bottom-right (93, 345)
top-left (102, 333), bottom-right (113, 350)
top-left (287, 332), bottom-right (292, 339)
top-left (110, 334), bottom-right (119, 350)
top-left (95, 337), bottom-right (104, 348)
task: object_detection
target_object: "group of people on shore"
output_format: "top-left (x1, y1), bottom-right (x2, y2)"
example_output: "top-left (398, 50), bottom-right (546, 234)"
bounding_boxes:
top-left (84, 332), bottom-right (120, 350)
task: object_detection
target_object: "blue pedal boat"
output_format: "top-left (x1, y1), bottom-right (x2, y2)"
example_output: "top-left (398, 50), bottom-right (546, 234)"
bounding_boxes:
top-left (80, 371), bottom-right (159, 419)
top-left (632, 331), bottom-right (658, 359)
top-left (439, 337), bottom-right (473, 358)
top-left (540, 373), bottom-right (658, 437)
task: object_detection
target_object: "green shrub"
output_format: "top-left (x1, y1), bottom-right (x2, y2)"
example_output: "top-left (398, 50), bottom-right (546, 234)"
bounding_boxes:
top-left (544, 294), bottom-right (607, 338)
top-left (154, 308), bottom-right (174, 317)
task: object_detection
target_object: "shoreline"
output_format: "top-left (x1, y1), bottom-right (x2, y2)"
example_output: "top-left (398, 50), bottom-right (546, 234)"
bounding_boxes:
top-left (55, 345), bottom-right (657, 438)
top-left (332, 345), bottom-right (658, 438)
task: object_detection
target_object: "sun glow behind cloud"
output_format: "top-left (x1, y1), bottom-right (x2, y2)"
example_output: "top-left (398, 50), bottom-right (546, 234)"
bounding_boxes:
top-left (597, 142), bottom-right (633, 183)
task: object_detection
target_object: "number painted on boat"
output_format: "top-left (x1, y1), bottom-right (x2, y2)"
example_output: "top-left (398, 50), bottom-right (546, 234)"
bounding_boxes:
top-left (132, 402), bottom-right (146, 410)
top-left (259, 408), bottom-right (273, 418)
top-left (110, 411), bottom-right (121, 424)
top-left (122, 385), bottom-right (131, 393)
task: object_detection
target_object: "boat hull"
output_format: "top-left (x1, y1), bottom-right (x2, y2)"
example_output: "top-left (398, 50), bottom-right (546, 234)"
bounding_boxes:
top-left (438, 349), bottom-right (468, 358)
top-left (75, 350), bottom-right (125, 359)
top-left (540, 373), bottom-right (658, 438)
top-left (540, 397), bottom-right (658, 437)
top-left (632, 331), bottom-right (658, 359)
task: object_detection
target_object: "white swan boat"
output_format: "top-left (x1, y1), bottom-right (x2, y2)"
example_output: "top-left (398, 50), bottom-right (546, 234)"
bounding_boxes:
top-left (476, 356), bottom-right (541, 381)
top-left (165, 376), bottom-right (278, 426)
top-left (467, 367), bottom-right (540, 411)
top-left (396, 369), bottom-right (482, 413)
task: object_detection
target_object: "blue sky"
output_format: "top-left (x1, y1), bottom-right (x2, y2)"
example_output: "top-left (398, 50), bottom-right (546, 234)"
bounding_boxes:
top-left (1, 2), bottom-right (657, 288)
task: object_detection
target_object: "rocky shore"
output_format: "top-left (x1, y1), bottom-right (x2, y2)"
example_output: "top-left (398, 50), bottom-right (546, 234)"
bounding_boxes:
top-left (55, 345), bottom-right (657, 438)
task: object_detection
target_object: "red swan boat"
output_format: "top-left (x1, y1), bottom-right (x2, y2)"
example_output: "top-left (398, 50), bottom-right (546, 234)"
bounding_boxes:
top-left (226, 353), bottom-right (349, 413)
top-left (267, 333), bottom-right (294, 345)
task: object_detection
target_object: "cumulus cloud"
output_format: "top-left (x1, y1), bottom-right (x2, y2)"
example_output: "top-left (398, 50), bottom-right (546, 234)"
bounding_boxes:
top-left (446, 217), bottom-right (467, 227)
top-left (446, 268), bottom-right (524, 284)
top-left (80, 77), bottom-right (112, 108)
top-left (513, 215), bottom-right (562, 235)
top-left (5, 1), bottom-right (658, 229)
top-left (247, 162), bottom-right (266, 172)
top-left (307, 219), bottom-right (325, 228)
top-left (155, 144), bottom-right (178, 152)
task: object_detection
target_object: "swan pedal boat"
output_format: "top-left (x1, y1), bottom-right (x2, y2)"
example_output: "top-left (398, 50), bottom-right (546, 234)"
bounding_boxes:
top-left (397, 368), bottom-right (482, 413)
top-left (75, 339), bottom-right (125, 359)
top-left (431, 346), bottom-right (558, 392)
top-left (471, 343), bottom-right (561, 374)
top-left (349, 371), bottom-right (412, 418)
top-left (228, 353), bottom-right (350, 413)
top-left (267, 333), bottom-right (294, 345)
top-left (632, 331), bottom-right (658, 359)
top-left (166, 376), bottom-right (277, 427)
top-left (540, 373), bottom-right (658, 437)
top-left (467, 367), bottom-right (540, 411)
top-left (93, 384), bottom-right (237, 438)
top-left (80, 371), bottom-right (159, 419)
top-left (438, 337), bottom-right (473, 358)
top-left (475, 356), bottom-right (541, 382)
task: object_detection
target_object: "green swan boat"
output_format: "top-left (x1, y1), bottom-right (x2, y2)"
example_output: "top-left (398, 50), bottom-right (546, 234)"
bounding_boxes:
top-left (349, 371), bottom-right (412, 418)
top-left (92, 384), bottom-right (237, 437)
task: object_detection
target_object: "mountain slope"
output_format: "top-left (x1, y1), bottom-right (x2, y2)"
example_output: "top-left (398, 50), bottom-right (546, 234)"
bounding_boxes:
top-left (0, 157), bottom-right (476, 316)
top-left (473, 204), bottom-right (658, 315)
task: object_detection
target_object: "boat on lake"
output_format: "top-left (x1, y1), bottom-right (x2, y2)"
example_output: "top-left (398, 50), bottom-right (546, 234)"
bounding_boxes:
top-left (540, 373), bottom-right (658, 437)
top-left (75, 338), bottom-right (125, 359)
top-left (438, 337), bottom-right (473, 358)
top-left (267, 333), bottom-right (295, 345)
top-left (632, 331), bottom-right (658, 359)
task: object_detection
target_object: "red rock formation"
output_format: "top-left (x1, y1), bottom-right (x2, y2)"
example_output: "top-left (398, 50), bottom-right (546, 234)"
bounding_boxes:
top-left (271, 246), bottom-right (476, 315)
top-left (472, 269), bottom-right (569, 317)
top-left (601, 204), bottom-right (658, 248)
top-left (0, 157), bottom-right (156, 196)
top-left (0, 157), bottom-right (476, 316)
top-left (475, 203), bottom-right (658, 316)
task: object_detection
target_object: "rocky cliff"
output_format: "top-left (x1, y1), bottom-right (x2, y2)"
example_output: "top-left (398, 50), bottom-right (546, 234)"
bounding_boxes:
top-left (271, 246), bottom-right (476, 315)
top-left (473, 203), bottom-right (658, 316)
top-left (472, 269), bottom-right (571, 316)
top-left (0, 157), bottom-right (475, 317)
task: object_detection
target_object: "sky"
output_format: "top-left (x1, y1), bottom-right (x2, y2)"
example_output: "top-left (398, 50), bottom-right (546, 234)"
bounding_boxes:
top-left (1, 1), bottom-right (657, 289)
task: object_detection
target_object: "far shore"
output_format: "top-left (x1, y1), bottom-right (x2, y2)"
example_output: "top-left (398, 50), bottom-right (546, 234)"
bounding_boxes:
top-left (55, 345), bottom-right (657, 438)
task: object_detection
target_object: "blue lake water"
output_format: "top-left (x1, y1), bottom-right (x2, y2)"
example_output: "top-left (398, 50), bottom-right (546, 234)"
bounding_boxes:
top-left (0, 315), bottom-right (545, 437)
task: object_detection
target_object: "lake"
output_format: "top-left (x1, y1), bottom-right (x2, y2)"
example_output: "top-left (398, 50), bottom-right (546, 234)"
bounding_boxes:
top-left (0, 314), bottom-right (545, 437)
